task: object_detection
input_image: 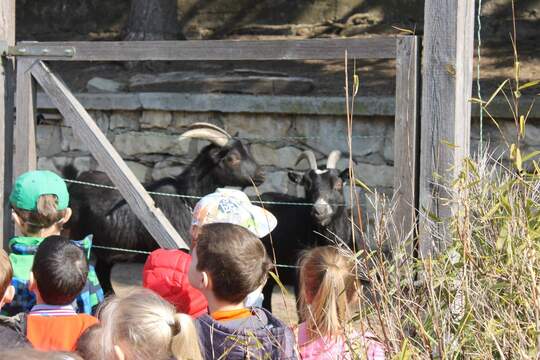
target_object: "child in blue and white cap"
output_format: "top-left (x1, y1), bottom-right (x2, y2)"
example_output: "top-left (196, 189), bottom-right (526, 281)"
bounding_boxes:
top-left (143, 188), bottom-right (277, 314)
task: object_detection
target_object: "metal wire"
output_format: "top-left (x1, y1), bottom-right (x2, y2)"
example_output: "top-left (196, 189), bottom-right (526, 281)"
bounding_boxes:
top-left (92, 244), bottom-right (299, 268)
top-left (63, 178), bottom-right (347, 207)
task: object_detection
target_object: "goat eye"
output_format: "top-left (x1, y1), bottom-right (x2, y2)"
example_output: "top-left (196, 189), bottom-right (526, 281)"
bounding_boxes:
top-left (226, 154), bottom-right (240, 165)
top-left (334, 179), bottom-right (343, 190)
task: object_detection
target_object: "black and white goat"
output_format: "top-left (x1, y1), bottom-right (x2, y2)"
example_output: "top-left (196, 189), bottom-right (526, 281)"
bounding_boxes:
top-left (259, 150), bottom-right (359, 311)
top-left (65, 123), bottom-right (265, 294)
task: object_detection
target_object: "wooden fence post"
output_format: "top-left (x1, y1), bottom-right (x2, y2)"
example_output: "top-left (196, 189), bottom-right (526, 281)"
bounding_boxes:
top-left (30, 61), bottom-right (187, 250)
top-left (0, 0), bottom-right (15, 248)
top-left (418, 0), bottom-right (475, 256)
top-left (393, 36), bottom-right (420, 250)
top-left (14, 58), bottom-right (37, 178)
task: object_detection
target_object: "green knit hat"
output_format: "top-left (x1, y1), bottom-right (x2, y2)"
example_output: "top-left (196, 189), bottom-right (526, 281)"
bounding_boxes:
top-left (9, 170), bottom-right (69, 211)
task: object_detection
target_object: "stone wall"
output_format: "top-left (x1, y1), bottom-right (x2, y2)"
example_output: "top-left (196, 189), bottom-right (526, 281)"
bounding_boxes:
top-left (37, 109), bottom-right (395, 199)
top-left (36, 104), bottom-right (540, 200)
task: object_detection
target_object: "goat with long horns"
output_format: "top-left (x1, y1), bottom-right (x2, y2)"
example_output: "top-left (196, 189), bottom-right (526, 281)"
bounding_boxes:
top-left (64, 122), bottom-right (265, 294)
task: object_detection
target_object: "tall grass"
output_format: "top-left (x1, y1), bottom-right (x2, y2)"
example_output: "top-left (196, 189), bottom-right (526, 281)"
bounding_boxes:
top-left (343, 3), bottom-right (540, 357)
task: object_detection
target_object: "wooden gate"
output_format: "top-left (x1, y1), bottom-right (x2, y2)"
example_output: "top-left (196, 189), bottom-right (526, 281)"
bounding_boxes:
top-left (2, 37), bottom-right (420, 251)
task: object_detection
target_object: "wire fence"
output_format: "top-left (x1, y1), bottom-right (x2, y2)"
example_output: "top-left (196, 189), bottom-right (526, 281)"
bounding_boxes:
top-left (91, 244), bottom-right (299, 269)
top-left (63, 178), bottom-right (349, 207)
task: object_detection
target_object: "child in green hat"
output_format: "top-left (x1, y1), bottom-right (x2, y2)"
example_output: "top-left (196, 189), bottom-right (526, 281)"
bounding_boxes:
top-left (2, 170), bottom-right (104, 316)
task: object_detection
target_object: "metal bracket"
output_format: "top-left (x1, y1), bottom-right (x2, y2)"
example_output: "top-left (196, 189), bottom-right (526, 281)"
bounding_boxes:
top-left (1, 42), bottom-right (75, 58)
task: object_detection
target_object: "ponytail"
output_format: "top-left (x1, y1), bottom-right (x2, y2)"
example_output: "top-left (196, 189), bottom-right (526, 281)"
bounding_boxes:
top-left (299, 246), bottom-right (358, 339)
top-left (13, 194), bottom-right (67, 235)
top-left (171, 313), bottom-right (202, 360)
top-left (98, 288), bottom-right (203, 360)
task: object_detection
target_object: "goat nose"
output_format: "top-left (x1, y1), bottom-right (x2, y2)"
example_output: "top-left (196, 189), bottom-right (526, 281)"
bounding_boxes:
top-left (313, 199), bottom-right (332, 217)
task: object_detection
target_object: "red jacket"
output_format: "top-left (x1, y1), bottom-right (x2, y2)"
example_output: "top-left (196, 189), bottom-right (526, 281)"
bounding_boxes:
top-left (143, 249), bottom-right (208, 317)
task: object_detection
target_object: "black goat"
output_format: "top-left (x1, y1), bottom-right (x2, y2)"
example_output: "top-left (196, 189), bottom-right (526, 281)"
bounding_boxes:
top-left (260, 150), bottom-right (358, 312)
top-left (65, 123), bottom-right (265, 294)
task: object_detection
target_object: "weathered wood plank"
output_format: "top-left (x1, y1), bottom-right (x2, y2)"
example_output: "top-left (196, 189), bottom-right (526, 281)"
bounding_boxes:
top-left (30, 61), bottom-right (187, 250)
top-left (14, 58), bottom-right (37, 178)
top-left (393, 36), bottom-right (420, 251)
top-left (0, 0), bottom-right (15, 248)
top-left (418, 0), bottom-right (475, 256)
top-left (16, 38), bottom-right (397, 61)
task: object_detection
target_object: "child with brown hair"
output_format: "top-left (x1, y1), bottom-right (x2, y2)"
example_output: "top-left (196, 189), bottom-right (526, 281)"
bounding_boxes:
top-left (297, 246), bottom-right (385, 359)
top-left (97, 288), bottom-right (202, 360)
top-left (16, 235), bottom-right (98, 350)
top-left (0, 249), bottom-right (28, 348)
top-left (143, 188), bottom-right (277, 316)
top-left (189, 222), bottom-right (297, 360)
top-left (3, 170), bottom-right (103, 315)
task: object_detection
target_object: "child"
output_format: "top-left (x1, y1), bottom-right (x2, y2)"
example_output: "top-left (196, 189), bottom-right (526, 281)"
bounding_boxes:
top-left (16, 235), bottom-right (98, 350)
top-left (0, 348), bottom-right (82, 360)
top-left (75, 324), bottom-right (101, 360)
top-left (97, 288), bottom-right (202, 360)
top-left (143, 188), bottom-right (277, 316)
top-left (297, 246), bottom-right (385, 360)
top-left (0, 249), bottom-right (28, 348)
top-left (4, 170), bottom-right (103, 315)
top-left (189, 223), bottom-right (297, 360)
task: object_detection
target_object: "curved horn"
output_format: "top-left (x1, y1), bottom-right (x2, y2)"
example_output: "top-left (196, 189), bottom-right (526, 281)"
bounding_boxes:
top-left (178, 128), bottom-right (229, 147)
top-left (188, 122), bottom-right (232, 139)
top-left (326, 150), bottom-right (341, 169)
top-left (295, 150), bottom-right (318, 170)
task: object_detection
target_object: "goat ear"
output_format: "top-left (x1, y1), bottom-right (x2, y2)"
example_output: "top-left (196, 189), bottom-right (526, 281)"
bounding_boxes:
top-left (339, 168), bottom-right (351, 183)
top-left (288, 171), bottom-right (304, 184)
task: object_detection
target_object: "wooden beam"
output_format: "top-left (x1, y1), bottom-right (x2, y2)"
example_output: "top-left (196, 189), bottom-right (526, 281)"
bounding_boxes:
top-left (418, 0), bottom-right (475, 256)
top-left (16, 38), bottom-right (397, 61)
top-left (393, 36), bottom-right (420, 250)
top-left (30, 61), bottom-right (187, 250)
top-left (14, 58), bottom-right (37, 178)
top-left (0, 0), bottom-right (15, 248)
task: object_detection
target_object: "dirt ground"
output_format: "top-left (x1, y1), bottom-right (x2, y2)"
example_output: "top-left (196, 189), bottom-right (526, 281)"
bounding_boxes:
top-left (111, 262), bottom-right (299, 325)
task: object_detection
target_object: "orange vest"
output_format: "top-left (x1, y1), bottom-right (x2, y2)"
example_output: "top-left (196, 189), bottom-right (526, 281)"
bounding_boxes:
top-left (26, 314), bottom-right (98, 351)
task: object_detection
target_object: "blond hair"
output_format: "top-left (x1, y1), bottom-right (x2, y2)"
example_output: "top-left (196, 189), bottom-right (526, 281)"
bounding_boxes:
top-left (299, 246), bottom-right (359, 339)
top-left (0, 249), bottom-right (13, 297)
top-left (13, 194), bottom-right (67, 234)
top-left (98, 288), bottom-right (202, 360)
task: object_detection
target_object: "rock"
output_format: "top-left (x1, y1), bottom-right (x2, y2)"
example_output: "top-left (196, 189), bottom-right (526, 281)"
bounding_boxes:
top-left (524, 122), bottom-right (540, 146)
top-left (129, 72), bottom-right (314, 95)
top-left (151, 166), bottom-right (184, 181)
top-left (37, 157), bottom-right (57, 172)
top-left (125, 161), bottom-right (150, 182)
top-left (251, 144), bottom-right (305, 169)
top-left (72, 156), bottom-right (94, 173)
top-left (88, 111), bottom-right (110, 132)
top-left (61, 127), bottom-right (85, 152)
top-left (113, 132), bottom-right (189, 157)
top-left (383, 124), bottom-right (394, 163)
top-left (36, 125), bottom-right (62, 157)
top-left (293, 115), bottom-right (389, 157)
top-left (356, 163), bottom-right (394, 188)
top-left (141, 111), bottom-right (172, 129)
top-left (172, 112), bottom-right (224, 132)
top-left (243, 171), bottom-right (290, 197)
top-left (223, 114), bottom-right (292, 140)
top-left (87, 77), bottom-right (126, 93)
top-left (110, 111), bottom-right (140, 130)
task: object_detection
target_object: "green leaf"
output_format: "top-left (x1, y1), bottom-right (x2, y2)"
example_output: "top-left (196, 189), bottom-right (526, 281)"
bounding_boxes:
top-left (354, 178), bottom-right (372, 194)
top-left (522, 151), bottom-right (540, 163)
top-left (485, 79), bottom-right (509, 107)
top-left (518, 80), bottom-right (540, 91)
